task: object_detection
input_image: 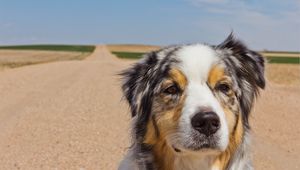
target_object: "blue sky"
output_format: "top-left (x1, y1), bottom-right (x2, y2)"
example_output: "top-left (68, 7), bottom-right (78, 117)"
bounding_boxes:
top-left (0, 0), bottom-right (299, 51)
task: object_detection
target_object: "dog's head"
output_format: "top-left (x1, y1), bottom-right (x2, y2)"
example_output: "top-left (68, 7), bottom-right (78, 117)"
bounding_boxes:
top-left (121, 34), bottom-right (265, 155)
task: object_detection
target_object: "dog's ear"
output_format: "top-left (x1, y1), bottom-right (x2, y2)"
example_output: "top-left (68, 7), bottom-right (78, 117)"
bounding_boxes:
top-left (217, 33), bottom-right (265, 89)
top-left (217, 33), bottom-right (265, 126)
top-left (120, 63), bottom-right (141, 117)
top-left (120, 52), bottom-right (159, 117)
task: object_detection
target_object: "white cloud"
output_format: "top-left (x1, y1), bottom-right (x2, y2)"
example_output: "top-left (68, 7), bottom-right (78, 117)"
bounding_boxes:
top-left (185, 0), bottom-right (300, 51)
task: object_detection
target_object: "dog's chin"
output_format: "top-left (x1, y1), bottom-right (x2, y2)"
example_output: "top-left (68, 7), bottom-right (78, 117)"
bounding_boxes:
top-left (169, 134), bottom-right (226, 155)
top-left (171, 143), bottom-right (224, 156)
top-left (172, 143), bottom-right (220, 153)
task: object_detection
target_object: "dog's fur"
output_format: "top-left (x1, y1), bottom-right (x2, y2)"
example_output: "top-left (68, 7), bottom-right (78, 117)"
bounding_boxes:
top-left (119, 34), bottom-right (265, 170)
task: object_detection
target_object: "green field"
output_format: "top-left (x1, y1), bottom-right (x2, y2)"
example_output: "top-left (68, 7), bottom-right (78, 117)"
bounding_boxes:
top-left (112, 51), bottom-right (300, 64)
top-left (262, 51), bottom-right (300, 54)
top-left (0, 45), bottom-right (95, 52)
top-left (266, 56), bottom-right (299, 64)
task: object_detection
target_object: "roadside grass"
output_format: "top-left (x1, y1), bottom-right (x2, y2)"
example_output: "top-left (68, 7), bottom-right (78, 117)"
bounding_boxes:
top-left (266, 56), bottom-right (299, 64)
top-left (0, 45), bottom-right (95, 52)
top-left (0, 45), bottom-right (95, 69)
top-left (0, 52), bottom-right (91, 69)
top-left (112, 51), bottom-right (300, 64)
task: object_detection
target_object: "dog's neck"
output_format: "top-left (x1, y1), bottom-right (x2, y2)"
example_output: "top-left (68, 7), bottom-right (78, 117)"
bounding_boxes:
top-left (149, 142), bottom-right (240, 170)
top-left (151, 140), bottom-right (222, 170)
top-left (149, 131), bottom-right (247, 170)
top-left (153, 144), bottom-right (217, 170)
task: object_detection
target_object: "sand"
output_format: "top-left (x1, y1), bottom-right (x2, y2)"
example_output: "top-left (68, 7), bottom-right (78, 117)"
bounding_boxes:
top-left (106, 44), bottom-right (161, 53)
top-left (0, 46), bottom-right (299, 169)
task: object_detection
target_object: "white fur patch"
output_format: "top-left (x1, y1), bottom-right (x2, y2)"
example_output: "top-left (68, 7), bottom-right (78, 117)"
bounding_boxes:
top-left (177, 44), bottom-right (218, 83)
top-left (174, 44), bottom-right (229, 153)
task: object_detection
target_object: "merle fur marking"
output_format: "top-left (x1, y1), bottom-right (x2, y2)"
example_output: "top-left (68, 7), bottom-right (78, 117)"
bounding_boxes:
top-left (216, 33), bottom-right (265, 128)
top-left (119, 33), bottom-right (265, 170)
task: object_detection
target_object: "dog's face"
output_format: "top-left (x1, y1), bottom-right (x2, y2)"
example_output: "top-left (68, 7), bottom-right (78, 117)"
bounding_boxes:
top-left (122, 34), bottom-right (265, 155)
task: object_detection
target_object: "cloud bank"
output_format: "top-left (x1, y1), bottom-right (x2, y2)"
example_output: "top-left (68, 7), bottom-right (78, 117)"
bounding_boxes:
top-left (185, 0), bottom-right (300, 51)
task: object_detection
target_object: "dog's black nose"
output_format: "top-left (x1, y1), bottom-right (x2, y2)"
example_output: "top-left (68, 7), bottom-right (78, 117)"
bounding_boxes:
top-left (191, 112), bottom-right (220, 136)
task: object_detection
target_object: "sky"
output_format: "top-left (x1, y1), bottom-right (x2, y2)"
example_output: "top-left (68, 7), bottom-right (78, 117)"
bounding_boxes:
top-left (0, 0), bottom-right (299, 51)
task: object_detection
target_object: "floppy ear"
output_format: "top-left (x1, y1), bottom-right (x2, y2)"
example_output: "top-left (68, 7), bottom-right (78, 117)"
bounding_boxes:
top-left (217, 33), bottom-right (265, 89)
top-left (217, 33), bottom-right (265, 126)
top-left (120, 52), bottom-right (159, 117)
top-left (120, 62), bottom-right (142, 117)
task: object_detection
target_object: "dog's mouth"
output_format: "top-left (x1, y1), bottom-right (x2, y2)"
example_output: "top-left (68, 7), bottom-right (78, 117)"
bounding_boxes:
top-left (171, 143), bottom-right (218, 154)
top-left (171, 136), bottom-right (219, 153)
top-left (168, 131), bottom-right (223, 154)
top-left (172, 145), bottom-right (182, 153)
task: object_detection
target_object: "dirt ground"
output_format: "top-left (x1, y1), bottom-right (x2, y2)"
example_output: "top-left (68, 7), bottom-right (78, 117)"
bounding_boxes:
top-left (266, 64), bottom-right (300, 86)
top-left (0, 46), bottom-right (299, 169)
top-left (107, 44), bottom-right (160, 53)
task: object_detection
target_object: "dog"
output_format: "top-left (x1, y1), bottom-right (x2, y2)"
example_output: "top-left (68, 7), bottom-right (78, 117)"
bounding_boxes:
top-left (119, 33), bottom-right (265, 170)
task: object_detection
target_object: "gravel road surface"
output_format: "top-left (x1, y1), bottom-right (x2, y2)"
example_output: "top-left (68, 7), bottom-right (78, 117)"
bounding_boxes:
top-left (0, 46), bottom-right (299, 169)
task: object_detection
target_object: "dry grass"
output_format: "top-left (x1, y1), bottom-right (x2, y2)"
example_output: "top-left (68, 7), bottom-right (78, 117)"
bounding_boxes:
top-left (0, 50), bottom-right (91, 69)
top-left (261, 52), bottom-right (299, 57)
top-left (266, 64), bottom-right (300, 86)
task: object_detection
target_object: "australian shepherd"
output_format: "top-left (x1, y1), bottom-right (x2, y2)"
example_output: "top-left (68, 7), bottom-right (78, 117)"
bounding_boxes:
top-left (119, 34), bottom-right (265, 170)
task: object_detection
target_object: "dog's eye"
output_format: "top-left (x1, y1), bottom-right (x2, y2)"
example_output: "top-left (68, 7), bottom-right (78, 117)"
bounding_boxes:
top-left (164, 85), bottom-right (180, 95)
top-left (217, 83), bottom-right (230, 94)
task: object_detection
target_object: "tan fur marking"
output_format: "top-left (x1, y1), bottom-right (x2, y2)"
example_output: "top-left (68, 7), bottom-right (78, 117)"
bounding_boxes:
top-left (224, 107), bottom-right (236, 136)
top-left (144, 104), bottom-right (184, 145)
top-left (144, 66), bottom-right (244, 170)
top-left (144, 99), bottom-right (185, 169)
top-left (144, 117), bottom-right (158, 145)
top-left (208, 65), bottom-right (244, 169)
top-left (152, 140), bottom-right (175, 170)
top-left (208, 65), bottom-right (225, 87)
top-left (214, 111), bottom-right (243, 170)
top-left (143, 68), bottom-right (187, 169)
top-left (169, 68), bottom-right (187, 89)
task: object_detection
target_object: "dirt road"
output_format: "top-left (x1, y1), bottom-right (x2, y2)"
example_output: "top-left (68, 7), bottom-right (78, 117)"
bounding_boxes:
top-left (0, 46), bottom-right (299, 169)
top-left (0, 46), bottom-right (132, 169)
